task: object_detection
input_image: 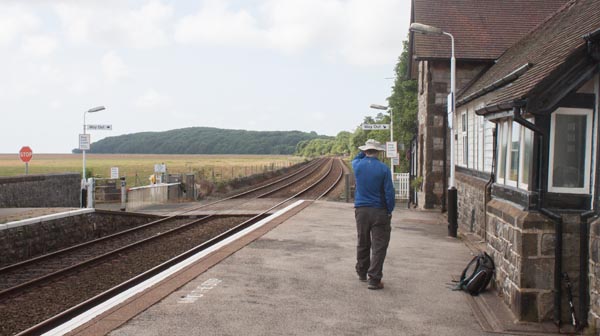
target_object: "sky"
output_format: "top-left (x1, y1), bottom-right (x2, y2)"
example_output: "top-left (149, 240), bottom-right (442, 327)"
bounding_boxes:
top-left (0, 0), bottom-right (412, 153)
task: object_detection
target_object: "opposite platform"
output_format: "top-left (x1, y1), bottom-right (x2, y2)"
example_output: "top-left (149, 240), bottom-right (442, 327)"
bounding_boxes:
top-left (95, 200), bottom-right (495, 336)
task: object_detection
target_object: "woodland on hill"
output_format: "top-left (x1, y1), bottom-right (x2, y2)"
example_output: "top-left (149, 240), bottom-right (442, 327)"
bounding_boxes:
top-left (78, 127), bottom-right (330, 155)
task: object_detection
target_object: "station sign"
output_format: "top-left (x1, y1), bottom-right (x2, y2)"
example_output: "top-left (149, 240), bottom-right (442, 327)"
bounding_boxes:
top-left (79, 134), bottom-right (91, 150)
top-left (386, 141), bottom-right (397, 158)
top-left (362, 124), bottom-right (390, 130)
top-left (111, 167), bottom-right (119, 179)
top-left (87, 124), bottom-right (113, 130)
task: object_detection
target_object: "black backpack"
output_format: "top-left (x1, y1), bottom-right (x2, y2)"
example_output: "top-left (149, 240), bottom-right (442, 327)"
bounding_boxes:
top-left (454, 252), bottom-right (495, 296)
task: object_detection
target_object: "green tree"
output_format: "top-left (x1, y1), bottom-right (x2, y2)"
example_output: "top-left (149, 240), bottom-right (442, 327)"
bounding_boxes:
top-left (387, 38), bottom-right (418, 172)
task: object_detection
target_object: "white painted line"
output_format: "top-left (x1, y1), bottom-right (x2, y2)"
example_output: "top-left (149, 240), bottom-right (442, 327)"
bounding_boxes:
top-left (42, 200), bottom-right (306, 336)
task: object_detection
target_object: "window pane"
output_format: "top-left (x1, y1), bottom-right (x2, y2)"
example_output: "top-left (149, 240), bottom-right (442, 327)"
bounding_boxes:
top-left (509, 122), bottom-right (520, 182)
top-left (498, 122), bottom-right (508, 181)
top-left (520, 126), bottom-right (533, 186)
top-left (552, 114), bottom-right (587, 188)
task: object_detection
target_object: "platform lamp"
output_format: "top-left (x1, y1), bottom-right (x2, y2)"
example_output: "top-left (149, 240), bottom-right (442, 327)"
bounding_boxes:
top-left (410, 22), bottom-right (457, 237)
top-left (369, 104), bottom-right (394, 179)
top-left (81, 105), bottom-right (105, 207)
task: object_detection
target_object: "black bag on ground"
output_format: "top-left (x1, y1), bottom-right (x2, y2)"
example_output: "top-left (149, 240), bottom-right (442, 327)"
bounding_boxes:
top-left (454, 252), bottom-right (495, 296)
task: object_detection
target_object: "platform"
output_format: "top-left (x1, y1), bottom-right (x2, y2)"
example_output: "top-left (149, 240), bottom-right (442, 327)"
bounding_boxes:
top-left (11, 200), bottom-right (563, 335)
top-left (61, 200), bottom-right (500, 336)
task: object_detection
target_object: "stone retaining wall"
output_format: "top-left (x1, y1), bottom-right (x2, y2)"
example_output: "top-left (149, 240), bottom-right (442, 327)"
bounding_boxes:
top-left (0, 173), bottom-right (80, 208)
top-left (0, 211), bottom-right (157, 266)
top-left (589, 216), bottom-right (600, 330)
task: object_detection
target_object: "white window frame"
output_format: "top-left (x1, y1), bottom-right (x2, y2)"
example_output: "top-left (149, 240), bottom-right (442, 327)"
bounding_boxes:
top-left (548, 107), bottom-right (593, 194)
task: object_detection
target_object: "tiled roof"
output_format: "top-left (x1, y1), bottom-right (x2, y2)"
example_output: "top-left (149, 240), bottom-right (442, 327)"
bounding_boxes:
top-left (411, 0), bottom-right (569, 60)
top-left (459, 0), bottom-right (600, 108)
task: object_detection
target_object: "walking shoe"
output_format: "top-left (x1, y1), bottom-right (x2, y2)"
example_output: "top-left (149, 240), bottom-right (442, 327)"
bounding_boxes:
top-left (368, 280), bottom-right (384, 290)
top-left (358, 273), bottom-right (367, 282)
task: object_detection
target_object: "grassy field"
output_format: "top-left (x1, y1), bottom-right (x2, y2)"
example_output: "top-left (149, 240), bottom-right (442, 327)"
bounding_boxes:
top-left (0, 154), bottom-right (306, 187)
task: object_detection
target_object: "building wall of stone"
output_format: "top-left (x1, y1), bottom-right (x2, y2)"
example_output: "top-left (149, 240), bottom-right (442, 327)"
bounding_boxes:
top-left (456, 171), bottom-right (489, 237)
top-left (589, 216), bottom-right (600, 329)
top-left (415, 60), bottom-right (489, 209)
top-left (0, 173), bottom-right (80, 208)
top-left (486, 199), bottom-right (582, 322)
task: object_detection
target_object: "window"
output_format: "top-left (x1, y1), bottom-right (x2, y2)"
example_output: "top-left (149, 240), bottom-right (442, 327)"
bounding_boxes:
top-left (548, 108), bottom-right (593, 194)
top-left (496, 118), bottom-right (534, 190)
top-left (506, 122), bottom-right (520, 186)
top-left (519, 124), bottom-right (534, 189)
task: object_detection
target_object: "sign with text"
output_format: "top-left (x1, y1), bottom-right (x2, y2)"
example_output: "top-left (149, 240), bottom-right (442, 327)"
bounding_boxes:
top-left (87, 124), bottom-right (113, 130)
top-left (154, 163), bottom-right (166, 173)
top-left (392, 156), bottom-right (399, 166)
top-left (111, 167), bottom-right (119, 179)
top-left (19, 146), bottom-right (33, 163)
top-left (386, 141), bottom-right (397, 158)
top-left (79, 134), bottom-right (91, 150)
top-left (362, 124), bottom-right (390, 130)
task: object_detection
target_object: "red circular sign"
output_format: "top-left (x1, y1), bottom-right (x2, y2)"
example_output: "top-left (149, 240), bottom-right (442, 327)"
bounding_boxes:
top-left (19, 146), bottom-right (33, 163)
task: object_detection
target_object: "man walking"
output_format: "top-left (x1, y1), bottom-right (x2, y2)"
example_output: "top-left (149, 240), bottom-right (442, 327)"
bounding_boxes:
top-left (352, 139), bottom-right (395, 290)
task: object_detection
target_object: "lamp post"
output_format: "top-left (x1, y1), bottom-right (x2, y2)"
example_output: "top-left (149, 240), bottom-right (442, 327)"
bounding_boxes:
top-left (369, 104), bottom-right (394, 178)
top-left (81, 105), bottom-right (105, 207)
top-left (410, 22), bottom-right (457, 237)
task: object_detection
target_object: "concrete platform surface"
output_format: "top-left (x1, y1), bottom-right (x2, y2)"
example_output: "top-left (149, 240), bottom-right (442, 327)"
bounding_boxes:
top-left (107, 201), bottom-right (498, 336)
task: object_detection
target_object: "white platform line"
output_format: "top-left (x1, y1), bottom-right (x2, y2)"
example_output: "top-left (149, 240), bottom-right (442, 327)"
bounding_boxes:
top-left (42, 200), bottom-right (305, 336)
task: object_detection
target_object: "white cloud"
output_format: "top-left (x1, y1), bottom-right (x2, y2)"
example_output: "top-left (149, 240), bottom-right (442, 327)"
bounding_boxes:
top-left (53, 0), bottom-right (173, 48)
top-left (0, 4), bottom-right (40, 46)
top-left (174, 0), bottom-right (408, 65)
top-left (174, 1), bottom-right (262, 46)
top-left (135, 89), bottom-right (171, 110)
top-left (21, 34), bottom-right (58, 57)
top-left (102, 51), bottom-right (129, 83)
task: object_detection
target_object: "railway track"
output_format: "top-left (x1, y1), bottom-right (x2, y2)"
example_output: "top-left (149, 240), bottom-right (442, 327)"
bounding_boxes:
top-left (1, 157), bottom-right (347, 336)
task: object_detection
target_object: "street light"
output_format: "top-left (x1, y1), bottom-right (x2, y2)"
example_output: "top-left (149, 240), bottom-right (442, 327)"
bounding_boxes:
top-left (81, 105), bottom-right (105, 207)
top-left (410, 22), bottom-right (457, 237)
top-left (369, 104), bottom-right (394, 178)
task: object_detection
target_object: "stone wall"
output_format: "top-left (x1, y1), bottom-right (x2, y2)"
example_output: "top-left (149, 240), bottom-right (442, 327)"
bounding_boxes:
top-left (589, 216), bottom-right (600, 330)
top-left (456, 171), bottom-right (489, 237)
top-left (486, 199), bottom-right (582, 322)
top-left (0, 173), bottom-right (80, 208)
top-left (0, 211), bottom-right (157, 266)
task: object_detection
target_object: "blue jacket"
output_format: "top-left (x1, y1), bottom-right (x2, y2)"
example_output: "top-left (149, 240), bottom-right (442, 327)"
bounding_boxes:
top-left (352, 152), bottom-right (395, 213)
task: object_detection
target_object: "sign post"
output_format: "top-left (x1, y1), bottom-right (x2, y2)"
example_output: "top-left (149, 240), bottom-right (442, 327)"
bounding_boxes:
top-left (19, 146), bottom-right (33, 175)
top-left (362, 124), bottom-right (390, 130)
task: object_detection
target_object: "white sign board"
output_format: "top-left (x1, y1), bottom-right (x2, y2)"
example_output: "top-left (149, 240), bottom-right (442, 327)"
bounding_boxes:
top-left (87, 124), bottom-right (113, 130)
top-left (392, 156), bottom-right (399, 166)
top-left (154, 163), bottom-right (167, 173)
top-left (110, 167), bottom-right (119, 179)
top-left (386, 141), bottom-right (397, 158)
top-left (362, 124), bottom-right (390, 130)
top-left (79, 134), bottom-right (91, 150)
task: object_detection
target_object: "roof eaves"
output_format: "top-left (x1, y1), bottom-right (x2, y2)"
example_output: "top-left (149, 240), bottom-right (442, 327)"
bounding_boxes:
top-left (457, 63), bottom-right (532, 107)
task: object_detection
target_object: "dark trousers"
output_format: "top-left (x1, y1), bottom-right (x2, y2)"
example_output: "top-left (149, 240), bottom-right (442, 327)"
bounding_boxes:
top-left (355, 207), bottom-right (391, 282)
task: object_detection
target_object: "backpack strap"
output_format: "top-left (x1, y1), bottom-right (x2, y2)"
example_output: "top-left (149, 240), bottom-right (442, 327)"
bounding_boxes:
top-left (452, 254), bottom-right (479, 291)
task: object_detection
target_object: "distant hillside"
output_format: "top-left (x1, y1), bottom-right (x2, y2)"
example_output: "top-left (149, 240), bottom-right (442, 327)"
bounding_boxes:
top-left (77, 127), bottom-right (331, 155)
